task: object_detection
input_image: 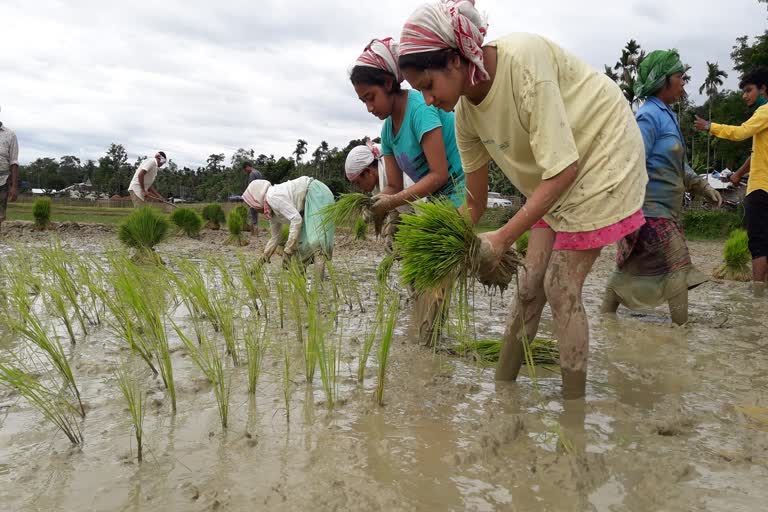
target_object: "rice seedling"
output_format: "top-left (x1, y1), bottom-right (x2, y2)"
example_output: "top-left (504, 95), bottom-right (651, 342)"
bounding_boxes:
top-left (1, 256), bottom-right (40, 316)
top-left (32, 197), bottom-right (53, 230)
top-left (73, 254), bottom-right (105, 327)
top-left (225, 205), bottom-right (249, 246)
top-left (202, 203), bottom-right (226, 230)
top-left (281, 337), bottom-right (293, 423)
top-left (0, 358), bottom-right (83, 444)
top-left (516, 231), bottom-right (530, 258)
top-left (172, 258), bottom-right (219, 333)
top-left (113, 360), bottom-right (148, 462)
top-left (376, 255), bottom-right (395, 287)
top-left (244, 316), bottom-right (269, 394)
top-left (170, 207), bottom-right (203, 237)
top-left (376, 289), bottom-right (400, 406)
top-left (173, 323), bottom-right (231, 429)
top-left (118, 207), bottom-right (170, 263)
top-left (714, 229), bottom-right (752, 281)
top-left (40, 245), bottom-right (89, 337)
top-left (395, 200), bottom-right (522, 293)
top-left (358, 281), bottom-right (385, 383)
top-left (319, 193), bottom-right (371, 228)
top-left (353, 217), bottom-right (368, 240)
top-left (43, 286), bottom-right (77, 346)
top-left (9, 308), bottom-right (85, 417)
top-left (237, 254), bottom-right (270, 317)
top-left (207, 258), bottom-right (241, 366)
top-left (453, 337), bottom-right (559, 367)
top-left (290, 264), bottom-right (318, 384)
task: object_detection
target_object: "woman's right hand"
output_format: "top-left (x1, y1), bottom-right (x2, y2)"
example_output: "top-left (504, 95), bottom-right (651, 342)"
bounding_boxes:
top-left (476, 231), bottom-right (507, 270)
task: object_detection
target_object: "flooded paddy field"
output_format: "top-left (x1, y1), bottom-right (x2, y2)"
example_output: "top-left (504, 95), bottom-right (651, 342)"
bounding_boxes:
top-left (0, 221), bottom-right (766, 512)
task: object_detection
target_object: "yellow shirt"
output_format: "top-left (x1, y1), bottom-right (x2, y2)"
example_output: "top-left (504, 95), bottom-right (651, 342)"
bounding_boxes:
top-left (710, 104), bottom-right (768, 195)
top-left (455, 33), bottom-right (647, 232)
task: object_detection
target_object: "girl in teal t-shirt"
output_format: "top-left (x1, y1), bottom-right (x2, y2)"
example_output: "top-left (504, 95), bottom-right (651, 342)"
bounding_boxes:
top-left (350, 38), bottom-right (465, 216)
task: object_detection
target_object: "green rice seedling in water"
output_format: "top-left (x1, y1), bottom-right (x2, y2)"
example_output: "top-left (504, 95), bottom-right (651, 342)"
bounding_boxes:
top-left (207, 258), bottom-right (241, 366)
top-left (358, 280), bottom-right (386, 383)
top-left (0, 358), bottom-right (83, 444)
top-left (714, 229), bottom-right (752, 281)
top-left (225, 205), bottom-right (249, 246)
top-left (237, 254), bottom-right (270, 317)
top-left (43, 286), bottom-right (77, 346)
top-left (113, 360), bottom-right (147, 462)
top-left (170, 207), bottom-right (203, 237)
top-left (244, 316), bottom-right (269, 394)
top-left (307, 276), bottom-right (340, 407)
top-left (32, 197), bottom-right (52, 230)
top-left (395, 200), bottom-right (522, 293)
top-left (281, 338), bottom-right (293, 423)
top-left (376, 255), bottom-right (395, 288)
top-left (172, 258), bottom-right (220, 333)
top-left (173, 323), bottom-right (231, 429)
top-left (353, 218), bottom-right (368, 240)
top-left (516, 231), bottom-right (530, 258)
top-left (319, 193), bottom-right (372, 229)
top-left (118, 207), bottom-right (170, 263)
top-left (9, 308), bottom-right (85, 417)
top-left (202, 203), bottom-right (226, 230)
top-left (73, 255), bottom-right (105, 326)
top-left (40, 245), bottom-right (89, 337)
top-left (1, 257), bottom-right (40, 317)
top-left (376, 289), bottom-right (400, 406)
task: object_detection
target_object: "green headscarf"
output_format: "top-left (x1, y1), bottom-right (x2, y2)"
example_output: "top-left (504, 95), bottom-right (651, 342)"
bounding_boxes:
top-left (635, 49), bottom-right (685, 99)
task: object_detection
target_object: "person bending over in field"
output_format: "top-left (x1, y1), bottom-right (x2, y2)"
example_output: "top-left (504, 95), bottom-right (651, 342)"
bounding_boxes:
top-left (128, 151), bottom-right (168, 208)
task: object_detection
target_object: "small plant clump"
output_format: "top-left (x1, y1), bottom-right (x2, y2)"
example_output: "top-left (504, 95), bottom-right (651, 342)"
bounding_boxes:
top-left (395, 200), bottom-right (522, 293)
top-left (118, 207), bottom-right (170, 262)
top-left (714, 229), bottom-right (752, 281)
top-left (353, 217), bottom-right (368, 240)
top-left (32, 197), bottom-right (53, 230)
top-left (226, 205), bottom-right (249, 246)
top-left (170, 208), bottom-right (203, 237)
top-left (202, 204), bottom-right (226, 230)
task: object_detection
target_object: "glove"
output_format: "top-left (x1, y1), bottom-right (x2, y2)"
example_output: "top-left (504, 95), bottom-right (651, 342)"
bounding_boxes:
top-left (370, 194), bottom-right (398, 217)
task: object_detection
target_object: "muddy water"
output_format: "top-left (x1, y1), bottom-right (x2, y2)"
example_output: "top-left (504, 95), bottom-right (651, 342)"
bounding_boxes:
top-left (1, 224), bottom-right (767, 511)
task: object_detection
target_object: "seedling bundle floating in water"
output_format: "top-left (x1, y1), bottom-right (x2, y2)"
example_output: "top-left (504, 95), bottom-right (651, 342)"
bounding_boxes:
top-left (394, 200), bottom-right (522, 293)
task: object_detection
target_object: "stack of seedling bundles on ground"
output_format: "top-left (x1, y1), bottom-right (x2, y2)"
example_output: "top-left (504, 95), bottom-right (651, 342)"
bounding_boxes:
top-left (32, 197), bottom-right (53, 230)
top-left (170, 207), bottom-right (203, 237)
top-left (226, 205), bottom-right (249, 246)
top-left (118, 207), bottom-right (170, 263)
top-left (202, 203), bottom-right (226, 230)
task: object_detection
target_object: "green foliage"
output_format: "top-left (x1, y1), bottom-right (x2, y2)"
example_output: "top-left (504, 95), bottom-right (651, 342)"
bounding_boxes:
top-left (226, 205), bottom-right (249, 246)
top-left (202, 204), bottom-right (226, 229)
top-left (118, 207), bottom-right (170, 256)
top-left (454, 338), bottom-right (559, 367)
top-left (170, 207), bottom-right (203, 237)
top-left (731, 31), bottom-right (768, 76)
top-left (376, 289), bottom-right (400, 406)
top-left (682, 209), bottom-right (743, 239)
top-left (32, 197), bottom-right (52, 229)
top-left (353, 218), bottom-right (367, 240)
top-left (114, 361), bottom-right (147, 462)
top-left (516, 231), bottom-right (530, 257)
top-left (714, 229), bottom-right (752, 281)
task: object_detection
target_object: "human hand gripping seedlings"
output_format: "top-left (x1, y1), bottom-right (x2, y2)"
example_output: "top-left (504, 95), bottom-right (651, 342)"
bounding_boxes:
top-left (370, 193), bottom-right (398, 216)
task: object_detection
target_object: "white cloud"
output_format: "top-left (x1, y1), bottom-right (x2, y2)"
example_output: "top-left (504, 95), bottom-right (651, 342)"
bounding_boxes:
top-left (1, 0), bottom-right (766, 168)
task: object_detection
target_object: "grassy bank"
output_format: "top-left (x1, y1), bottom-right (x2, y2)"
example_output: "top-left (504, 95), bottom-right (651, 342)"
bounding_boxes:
top-left (682, 208), bottom-right (744, 240)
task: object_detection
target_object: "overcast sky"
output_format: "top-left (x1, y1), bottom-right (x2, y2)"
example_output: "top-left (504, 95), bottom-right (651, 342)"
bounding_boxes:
top-left (1, 0), bottom-right (766, 168)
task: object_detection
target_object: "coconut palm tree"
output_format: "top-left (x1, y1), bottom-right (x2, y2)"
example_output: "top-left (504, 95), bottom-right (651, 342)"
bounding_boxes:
top-left (293, 139), bottom-right (308, 165)
top-left (699, 62), bottom-right (729, 172)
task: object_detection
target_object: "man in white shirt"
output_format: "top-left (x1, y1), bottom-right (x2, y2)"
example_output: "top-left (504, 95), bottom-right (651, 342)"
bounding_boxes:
top-left (128, 151), bottom-right (167, 207)
top-left (0, 107), bottom-right (19, 230)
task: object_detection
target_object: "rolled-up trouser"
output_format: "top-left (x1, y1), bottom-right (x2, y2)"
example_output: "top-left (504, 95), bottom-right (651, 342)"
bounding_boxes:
top-left (249, 207), bottom-right (259, 228)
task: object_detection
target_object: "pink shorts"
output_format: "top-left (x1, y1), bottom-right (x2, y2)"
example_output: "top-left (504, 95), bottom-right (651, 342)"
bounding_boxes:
top-left (532, 210), bottom-right (645, 251)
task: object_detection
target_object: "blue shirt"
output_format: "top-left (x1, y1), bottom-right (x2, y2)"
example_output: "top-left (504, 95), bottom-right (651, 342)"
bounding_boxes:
top-left (636, 97), bottom-right (699, 219)
top-left (381, 90), bottom-right (465, 206)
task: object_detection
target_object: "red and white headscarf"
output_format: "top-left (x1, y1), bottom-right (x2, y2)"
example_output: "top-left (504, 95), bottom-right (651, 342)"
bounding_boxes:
top-left (345, 140), bottom-right (382, 181)
top-left (400, 0), bottom-right (489, 86)
top-left (242, 179), bottom-right (272, 219)
top-left (354, 37), bottom-right (403, 83)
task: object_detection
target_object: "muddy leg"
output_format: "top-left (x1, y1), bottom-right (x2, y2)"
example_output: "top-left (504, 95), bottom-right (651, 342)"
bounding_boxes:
top-left (752, 256), bottom-right (767, 298)
top-left (600, 288), bottom-right (621, 315)
top-left (544, 248), bottom-right (601, 400)
top-left (415, 287), bottom-right (447, 347)
top-left (667, 290), bottom-right (689, 325)
top-left (496, 228), bottom-right (555, 381)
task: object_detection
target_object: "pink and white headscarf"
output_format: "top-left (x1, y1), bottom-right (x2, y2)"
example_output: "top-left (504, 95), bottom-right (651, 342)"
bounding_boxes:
top-left (354, 37), bottom-right (403, 83)
top-left (400, 0), bottom-right (489, 85)
top-left (242, 179), bottom-right (272, 219)
top-left (345, 140), bottom-right (382, 181)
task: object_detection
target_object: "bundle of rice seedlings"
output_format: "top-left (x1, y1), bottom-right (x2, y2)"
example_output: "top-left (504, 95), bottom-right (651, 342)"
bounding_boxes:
top-left (319, 193), bottom-right (371, 228)
top-left (202, 204), bottom-right (226, 230)
top-left (32, 197), bottom-right (52, 230)
top-left (113, 360), bottom-right (147, 462)
top-left (516, 231), bottom-right (530, 258)
top-left (118, 207), bottom-right (170, 262)
top-left (353, 217), bottom-right (368, 240)
top-left (714, 229), bottom-right (752, 281)
top-left (376, 289), bottom-right (400, 406)
top-left (453, 337), bottom-right (559, 367)
top-left (0, 358), bottom-right (83, 444)
top-left (225, 205), bottom-right (249, 246)
top-left (395, 200), bottom-right (522, 293)
top-left (170, 207), bottom-right (203, 237)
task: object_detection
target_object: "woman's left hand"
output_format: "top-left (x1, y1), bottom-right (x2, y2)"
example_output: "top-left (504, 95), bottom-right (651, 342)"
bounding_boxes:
top-left (476, 231), bottom-right (508, 269)
top-left (694, 115), bottom-right (711, 132)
